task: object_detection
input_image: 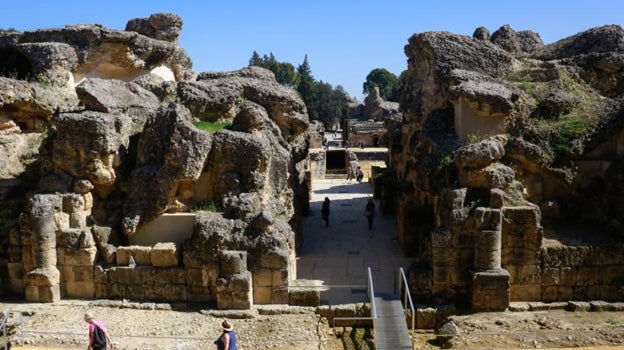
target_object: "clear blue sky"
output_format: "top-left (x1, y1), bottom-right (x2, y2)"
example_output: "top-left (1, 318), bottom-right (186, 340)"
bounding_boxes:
top-left (1, 1), bottom-right (623, 99)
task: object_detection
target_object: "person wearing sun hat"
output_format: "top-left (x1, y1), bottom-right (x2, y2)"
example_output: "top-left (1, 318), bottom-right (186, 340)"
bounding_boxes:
top-left (84, 311), bottom-right (113, 349)
top-left (213, 319), bottom-right (238, 349)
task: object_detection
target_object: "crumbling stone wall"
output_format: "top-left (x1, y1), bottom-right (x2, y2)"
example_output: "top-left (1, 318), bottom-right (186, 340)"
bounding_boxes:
top-left (540, 246), bottom-right (624, 302)
top-left (1, 14), bottom-right (309, 309)
top-left (393, 24), bottom-right (624, 310)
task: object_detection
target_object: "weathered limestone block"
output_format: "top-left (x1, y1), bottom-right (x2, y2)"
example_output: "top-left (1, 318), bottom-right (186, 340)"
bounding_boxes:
top-left (599, 285), bottom-right (618, 301)
top-left (22, 245), bottom-right (34, 271)
top-left (459, 163), bottom-right (515, 189)
top-left (25, 285), bottom-right (61, 303)
top-left (254, 286), bottom-right (272, 304)
top-left (220, 250), bottom-right (247, 275)
top-left (54, 212), bottom-right (70, 230)
top-left (216, 271), bottom-right (253, 309)
top-left (151, 242), bottom-right (179, 267)
top-left (187, 284), bottom-right (213, 302)
top-left (186, 266), bottom-right (219, 287)
top-left (63, 247), bottom-right (97, 266)
top-left (99, 244), bottom-right (117, 265)
top-left (83, 192), bottom-right (94, 211)
top-left (146, 284), bottom-right (164, 301)
top-left (416, 307), bottom-right (437, 329)
top-left (510, 283), bottom-right (541, 301)
top-left (289, 288), bottom-right (321, 307)
top-left (95, 283), bottom-right (108, 299)
top-left (106, 283), bottom-right (125, 299)
top-left (69, 212), bottom-right (87, 228)
top-left (471, 268), bottom-right (510, 311)
top-left (73, 179), bottom-right (94, 194)
top-left (567, 301), bottom-right (591, 311)
top-left (65, 281), bottom-right (95, 298)
top-left (114, 266), bottom-right (154, 285)
top-left (333, 304), bottom-right (356, 327)
top-left (8, 263), bottom-right (24, 293)
top-left (91, 226), bottom-right (113, 247)
top-left (474, 230), bottom-right (502, 270)
top-left (61, 265), bottom-right (94, 283)
top-left (153, 268), bottom-right (186, 285)
top-left (502, 206), bottom-right (542, 249)
top-left (455, 138), bottom-right (506, 169)
top-left (62, 194), bottom-right (84, 213)
top-left (473, 208), bottom-right (502, 231)
top-left (126, 284), bottom-right (147, 300)
top-left (116, 245), bottom-right (152, 265)
top-left (94, 265), bottom-right (107, 283)
top-left (24, 267), bottom-right (61, 302)
top-left (259, 249), bottom-right (289, 269)
top-left (542, 267), bottom-right (560, 286)
top-left (590, 300), bottom-right (615, 311)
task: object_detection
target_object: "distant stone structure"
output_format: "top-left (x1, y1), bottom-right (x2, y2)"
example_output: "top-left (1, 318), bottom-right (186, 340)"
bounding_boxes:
top-left (0, 14), bottom-right (313, 309)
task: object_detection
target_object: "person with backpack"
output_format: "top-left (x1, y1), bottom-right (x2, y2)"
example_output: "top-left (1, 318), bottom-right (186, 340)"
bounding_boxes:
top-left (84, 312), bottom-right (113, 350)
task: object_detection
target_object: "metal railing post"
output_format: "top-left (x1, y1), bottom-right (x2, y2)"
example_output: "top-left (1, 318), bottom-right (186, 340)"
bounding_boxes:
top-left (399, 267), bottom-right (416, 346)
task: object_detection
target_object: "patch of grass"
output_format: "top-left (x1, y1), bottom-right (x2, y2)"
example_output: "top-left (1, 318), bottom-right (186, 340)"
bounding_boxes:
top-left (547, 114), bottom-right (591, 156)
top-left (191, 199), bottom-right (222, 212)
top-left (466, 133), bottom-right (483, 144)
top-left (192, 120), bottom-right (232, 133)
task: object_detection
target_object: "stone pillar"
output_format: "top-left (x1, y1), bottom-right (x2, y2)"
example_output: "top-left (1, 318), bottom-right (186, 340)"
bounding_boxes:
top-left (474, 230), bottom-right (501, 270)
top-left (216, 250), bottom-right (253, 309)
top-left (24, 195), bottom-right (61, 302)
top-left (470, 205), bottom-right (509, 311)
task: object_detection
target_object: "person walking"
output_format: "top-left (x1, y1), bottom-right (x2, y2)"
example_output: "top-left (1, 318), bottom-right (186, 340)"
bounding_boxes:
top-left (356, 166), bottom-right (364, 183)
top-left (321, 197), bottom-right (331, 227)
top-left (364, 198), bottom-right (376, 230)
top-left (84, 312), bottom-right (113, 350)
top-left (214, 319), bottom-right (238, 350)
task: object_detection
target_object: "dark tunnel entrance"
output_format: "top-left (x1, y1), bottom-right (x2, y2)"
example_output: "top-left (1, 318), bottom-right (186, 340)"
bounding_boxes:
top-left (0, 48), bottom-right (33, 80)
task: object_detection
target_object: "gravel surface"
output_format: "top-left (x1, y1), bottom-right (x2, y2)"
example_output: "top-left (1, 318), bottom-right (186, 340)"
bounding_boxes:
top-left (3, 300), bottom-right (624, 349)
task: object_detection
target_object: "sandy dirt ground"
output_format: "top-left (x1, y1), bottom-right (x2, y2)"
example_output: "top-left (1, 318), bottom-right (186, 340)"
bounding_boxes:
top-left (3, 300), bottom-right (624, 349)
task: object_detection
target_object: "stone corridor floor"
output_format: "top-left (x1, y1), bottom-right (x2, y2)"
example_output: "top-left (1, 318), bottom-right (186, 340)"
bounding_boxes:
top-left (296, 178), bottom-right (414, 305)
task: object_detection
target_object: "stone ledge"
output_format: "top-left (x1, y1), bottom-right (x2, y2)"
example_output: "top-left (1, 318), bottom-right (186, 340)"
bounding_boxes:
top-left (507, 300), bottom-right (624, 312)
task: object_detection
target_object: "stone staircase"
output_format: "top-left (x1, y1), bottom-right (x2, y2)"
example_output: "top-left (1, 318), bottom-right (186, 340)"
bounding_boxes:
top-left (324, 169), bottom-right (346, 180)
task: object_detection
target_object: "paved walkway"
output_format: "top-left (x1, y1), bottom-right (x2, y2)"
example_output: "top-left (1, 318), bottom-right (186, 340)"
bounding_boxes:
top-left (296, 178), bottom-right (413, 305)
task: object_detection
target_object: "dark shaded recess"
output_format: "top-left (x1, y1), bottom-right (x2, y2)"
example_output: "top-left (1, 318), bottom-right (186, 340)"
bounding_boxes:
top-left (0, 48), bottom-right (33, 80)
top-left (326, 150), bottom-right (346, 170)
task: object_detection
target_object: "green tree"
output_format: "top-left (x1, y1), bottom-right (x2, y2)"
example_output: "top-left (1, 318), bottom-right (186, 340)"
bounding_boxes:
top-left (248, 51), bottom-right (262, 66)
top-left (390, 70), bottom-right (408, 102)
top-left (363, 68), bottom-right (398, 101)
top-left (247, 52), bottom-right (348, 128)
top-left (248, 52), bottom-right (297, 87)
top-left (296, 55), bottom-right (315, 107)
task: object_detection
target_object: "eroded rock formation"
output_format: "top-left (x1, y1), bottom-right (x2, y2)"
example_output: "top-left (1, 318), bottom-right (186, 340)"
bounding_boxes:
top-left (0, 14), bottom-right (310, 309)
top-left (390, 24), bottom-right (624, 309)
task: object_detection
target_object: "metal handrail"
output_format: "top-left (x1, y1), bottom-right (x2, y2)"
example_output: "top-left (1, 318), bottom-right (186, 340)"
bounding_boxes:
top-left (398, 267), bottom-right (415, 345)
top-left (367, 267), bottom-right (377, 319)
top-left (1, 309), bottom-right (10, 350)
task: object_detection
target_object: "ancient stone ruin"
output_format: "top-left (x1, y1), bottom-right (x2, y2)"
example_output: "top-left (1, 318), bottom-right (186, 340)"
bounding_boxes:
top-left (0, 13), bottom-right (311, 308)
top-left (1, 13), bottom-right (624, 317)
top-left (382, 24), bottom-right (624, 310)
